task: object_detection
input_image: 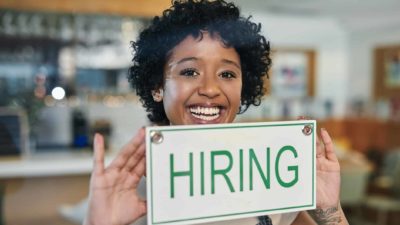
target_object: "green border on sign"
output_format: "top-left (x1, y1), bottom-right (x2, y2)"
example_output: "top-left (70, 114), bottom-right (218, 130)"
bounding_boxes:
top-left (149, 122), bottom-right (315, 224)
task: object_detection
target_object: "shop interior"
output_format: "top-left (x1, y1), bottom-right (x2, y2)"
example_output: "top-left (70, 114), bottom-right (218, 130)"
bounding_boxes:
top-left (1, 0), bottom-right (400, 224)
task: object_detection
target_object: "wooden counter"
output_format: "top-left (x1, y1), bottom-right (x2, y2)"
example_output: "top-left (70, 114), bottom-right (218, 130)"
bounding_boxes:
top-left (0, 151), bottom-right (116, 225)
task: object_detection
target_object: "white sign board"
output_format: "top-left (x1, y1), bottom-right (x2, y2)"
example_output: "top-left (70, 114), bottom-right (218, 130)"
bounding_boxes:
top-left (146, 120), bottom-right (316, 225)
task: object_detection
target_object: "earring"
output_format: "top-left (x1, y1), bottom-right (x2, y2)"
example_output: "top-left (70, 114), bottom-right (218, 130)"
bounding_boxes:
top-left (152, 89), bottom-right (163, 102)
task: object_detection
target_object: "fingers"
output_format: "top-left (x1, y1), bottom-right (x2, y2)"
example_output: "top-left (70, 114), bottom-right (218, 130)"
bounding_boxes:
top-left (320, 128), bottom-right (338, 161)
top-left (124, 157), bottom-right (146, 188)
top-left (125, 142), bottom-right (146, 171)
top-left (93, 133), bottom-right (105, 175)
top-left (137, 200), bottom-right (147, 218)
top-left (132, 156), bottom-right (146, 178)
top-left (108, 128), bottom-right (145, 170)
top-left (316, 135), bottom-right (325, 158)
top-left (297, 115), bottom-right (308, 120)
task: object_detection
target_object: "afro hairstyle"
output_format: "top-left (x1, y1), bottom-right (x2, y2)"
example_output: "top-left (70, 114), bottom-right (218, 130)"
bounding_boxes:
top-left (128, 0), bottom-right (271, 125)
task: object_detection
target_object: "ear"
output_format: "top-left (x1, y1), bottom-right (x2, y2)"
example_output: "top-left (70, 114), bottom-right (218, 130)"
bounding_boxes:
top-left (151, 89), bottom-right (164, 102)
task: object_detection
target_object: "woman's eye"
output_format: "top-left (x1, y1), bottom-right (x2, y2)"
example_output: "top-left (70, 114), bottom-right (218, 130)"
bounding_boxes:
top-left (220, 71), bottom-right (236, 79)
top-left (179, 68), bottom-right (199, 77)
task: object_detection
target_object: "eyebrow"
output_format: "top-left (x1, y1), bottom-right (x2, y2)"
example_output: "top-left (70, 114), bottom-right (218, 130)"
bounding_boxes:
top-left (173, 57), bottom-right (241, 70)
top-left (176, 57), bottom-right (198, 65)
top-left (221, 59), bottom-right (241, 70)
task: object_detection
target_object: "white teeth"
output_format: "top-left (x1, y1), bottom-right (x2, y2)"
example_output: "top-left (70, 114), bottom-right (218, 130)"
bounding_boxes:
top-left (189, 106), bottom-right (221, 121)
top-left (192, 113), bottom-right (219, 121)
top-left (190, 106), bottom-right (220, 115)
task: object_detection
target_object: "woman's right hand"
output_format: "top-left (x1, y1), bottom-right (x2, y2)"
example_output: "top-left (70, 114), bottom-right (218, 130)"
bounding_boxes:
top-left (84, 128), bottom-right (147, 225)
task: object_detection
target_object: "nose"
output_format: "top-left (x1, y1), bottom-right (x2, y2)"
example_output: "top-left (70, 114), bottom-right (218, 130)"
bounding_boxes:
top-left (198, 75), bottom-right (221, 98)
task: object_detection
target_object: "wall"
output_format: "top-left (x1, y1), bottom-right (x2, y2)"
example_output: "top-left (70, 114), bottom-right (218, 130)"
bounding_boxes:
top-left (35, 100), bottom-right (148, 151)
top-left (246, 12), bottom-right (350, 118)
top-left (86, 101), bottom-right (148, 150)
top-left (348, 28), bottom-right (400, 100)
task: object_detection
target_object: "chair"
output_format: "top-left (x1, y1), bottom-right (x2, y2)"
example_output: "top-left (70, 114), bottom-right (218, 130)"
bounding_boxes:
top-left (362, 150), bottom-right (400, 225)
top-left (340, 163), bottom-right (371, 225)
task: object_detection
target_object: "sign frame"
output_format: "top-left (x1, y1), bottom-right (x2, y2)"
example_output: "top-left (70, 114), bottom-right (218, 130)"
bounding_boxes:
top-left (146, 120), bottom-right (316, 225)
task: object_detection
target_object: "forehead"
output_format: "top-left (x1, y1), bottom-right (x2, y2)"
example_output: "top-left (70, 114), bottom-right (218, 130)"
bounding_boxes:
top-left (166, 32), bottom-right (240, 63)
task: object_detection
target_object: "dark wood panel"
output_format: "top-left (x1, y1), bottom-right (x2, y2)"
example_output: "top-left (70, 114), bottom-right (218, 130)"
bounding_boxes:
top-left (0, 0), bottom-right (171, 17)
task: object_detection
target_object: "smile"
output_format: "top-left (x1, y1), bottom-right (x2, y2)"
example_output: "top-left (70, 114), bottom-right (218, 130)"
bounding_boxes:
top-left (189, 106), bottom-right (221, 121)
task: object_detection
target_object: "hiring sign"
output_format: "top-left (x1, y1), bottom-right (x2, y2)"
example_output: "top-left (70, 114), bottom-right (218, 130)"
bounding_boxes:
top-left (146, 120), bottom-right (316, 225)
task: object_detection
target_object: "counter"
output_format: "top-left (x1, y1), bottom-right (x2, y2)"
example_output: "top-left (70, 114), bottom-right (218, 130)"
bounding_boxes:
top-left (0, 150), bottom-right (116, 178)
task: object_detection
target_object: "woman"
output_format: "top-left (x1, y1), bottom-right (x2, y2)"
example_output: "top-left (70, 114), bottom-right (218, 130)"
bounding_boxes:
top-left (84, 0), bottom-right (348, 224)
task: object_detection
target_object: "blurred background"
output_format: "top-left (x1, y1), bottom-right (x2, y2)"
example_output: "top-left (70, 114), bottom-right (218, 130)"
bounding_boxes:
top-left (0, 0), bottom-right (400, 224)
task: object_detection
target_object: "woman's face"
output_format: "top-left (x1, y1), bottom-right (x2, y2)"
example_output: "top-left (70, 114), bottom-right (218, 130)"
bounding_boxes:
top-left (162, 32), bottom-right (242, 125)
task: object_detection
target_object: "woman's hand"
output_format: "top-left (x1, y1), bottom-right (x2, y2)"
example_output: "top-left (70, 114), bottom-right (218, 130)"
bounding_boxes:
top-left (315, 128), bottom-right (341, 208)
top-left (84, 128), bottom-right (147, 225)
top-left (307, 128), bottom-right (348, 225)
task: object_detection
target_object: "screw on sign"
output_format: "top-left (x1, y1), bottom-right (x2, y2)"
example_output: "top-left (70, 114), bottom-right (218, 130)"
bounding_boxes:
top-left (302, 125), bottom-right (313, 136)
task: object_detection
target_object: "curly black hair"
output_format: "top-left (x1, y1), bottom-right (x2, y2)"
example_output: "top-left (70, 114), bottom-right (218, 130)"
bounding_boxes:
top-left (128, 0), bottom-right (271, 125)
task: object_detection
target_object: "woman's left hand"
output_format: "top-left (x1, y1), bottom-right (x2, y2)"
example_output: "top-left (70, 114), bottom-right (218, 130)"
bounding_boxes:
top-left (315, 128), bottom-right (341, 208)
top-left (306, 128), bottom-right (348, 225)
top-left (291, 126), bottom-right (348, 225)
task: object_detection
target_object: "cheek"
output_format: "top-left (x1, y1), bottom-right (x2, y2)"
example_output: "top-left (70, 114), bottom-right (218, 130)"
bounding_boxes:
top-left (163, 80), bottom-right (193, 112)
top-left (229, 81), bottom-right (242, 105)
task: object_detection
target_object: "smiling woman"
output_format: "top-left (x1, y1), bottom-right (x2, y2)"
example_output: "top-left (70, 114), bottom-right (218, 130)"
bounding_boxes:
top-left (85, 1), bottom-right (349, 225)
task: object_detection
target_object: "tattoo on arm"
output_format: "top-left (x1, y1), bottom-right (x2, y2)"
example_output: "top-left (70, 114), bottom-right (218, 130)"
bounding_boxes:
top-left (308, 206), bottom-right (342, 225)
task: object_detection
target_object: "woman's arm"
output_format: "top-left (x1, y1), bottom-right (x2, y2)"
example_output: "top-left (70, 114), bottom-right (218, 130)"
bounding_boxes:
top-left (292, 205), bottom-right (348, 225)
top-left (307, 204), bottom-right (348, 225)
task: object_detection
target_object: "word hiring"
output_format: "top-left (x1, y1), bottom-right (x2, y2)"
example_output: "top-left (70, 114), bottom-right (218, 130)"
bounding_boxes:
top-left (169, 145), bottom-right (299, 198)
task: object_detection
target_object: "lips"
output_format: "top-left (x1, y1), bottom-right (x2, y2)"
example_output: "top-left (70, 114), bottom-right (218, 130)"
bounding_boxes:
top-left (189, 106), bottom-right (221, 121)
